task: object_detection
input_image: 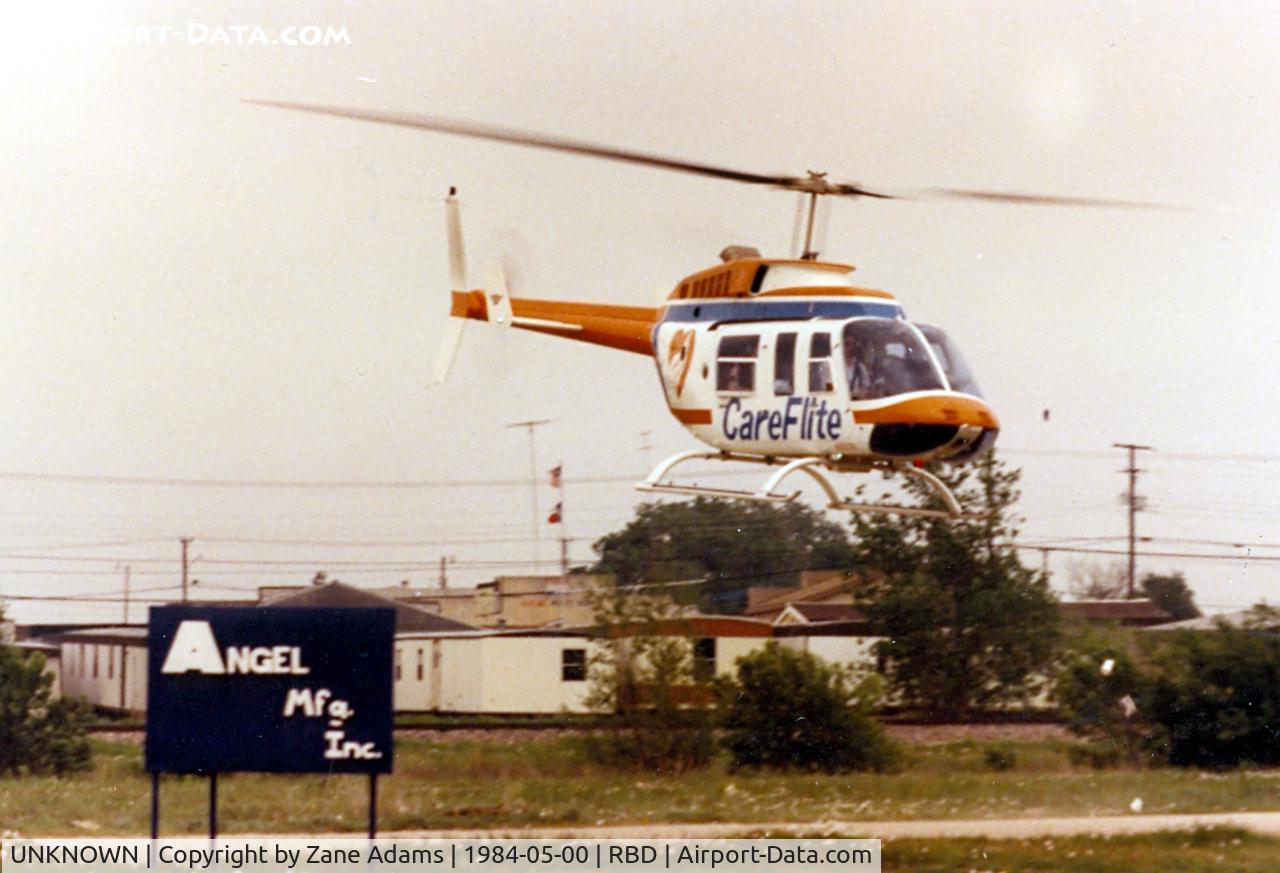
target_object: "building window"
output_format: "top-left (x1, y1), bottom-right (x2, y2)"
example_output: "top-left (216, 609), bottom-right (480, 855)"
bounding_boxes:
top-left (93, 646), bottom-right (99, 679)
top-left (561, 648), bottom-right (587, 682)
top-left (693, 638), bottom-right (716, 681)
top-left (395, 648), bottom-right (402, 681)
top-left (107, 646), bottom-right (114, 680)
top-left (416, 647), bottom-right (424, 682)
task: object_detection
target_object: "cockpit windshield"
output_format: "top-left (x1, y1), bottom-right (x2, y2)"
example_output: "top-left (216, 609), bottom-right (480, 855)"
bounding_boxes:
top-left (842, 319), bottom-right (946, 400)
top-left (917, 324), bottom-right (982, 397)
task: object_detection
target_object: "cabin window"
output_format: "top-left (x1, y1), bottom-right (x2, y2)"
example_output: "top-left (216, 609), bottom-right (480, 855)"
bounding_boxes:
top-left (808, 332), bottom-right (835, 393)
top-left (843, 319), bottom-right (946, 400)
top-left (916, 323), bottom-right (983, 396)
top-left (716, 334), bottom-right (759, 392)
top-left (562, 648), bottom-right (587, 682)
top-left (774, 333), bottom-right (796, 395)
top-left (693, 638), bottom-right (716, 681)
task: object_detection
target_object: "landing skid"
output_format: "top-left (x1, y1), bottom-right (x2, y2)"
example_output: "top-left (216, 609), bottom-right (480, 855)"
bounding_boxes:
top-left (636, 450), bottom-right (988, 520)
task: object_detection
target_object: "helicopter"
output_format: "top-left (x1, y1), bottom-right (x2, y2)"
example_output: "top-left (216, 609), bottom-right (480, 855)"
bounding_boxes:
top-left (253, 101), bottom-right (1167, 520)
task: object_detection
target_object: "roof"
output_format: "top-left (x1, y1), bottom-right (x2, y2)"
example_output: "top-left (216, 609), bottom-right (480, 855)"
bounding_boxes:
top-left (743, 569), bottom-right (864, 616)
top-left (1059, 599), bottom-right (1173, 625)
top-left (265, 582), bottom-right (474, 632)
top-left (777, 602), bottom-right (867, 624)
top-left (773, 621), bottom-right (877, 638)
top-left (397, 614), bottom-right (775, 640)
top-left (52, 626), bottom-right (150, 646)
top-left (1143, 606), bottom-right (1280, 632)
top-left (561, 615), bottom-right (775, 639)
top-left (15, 638), bottom-right (62, 654)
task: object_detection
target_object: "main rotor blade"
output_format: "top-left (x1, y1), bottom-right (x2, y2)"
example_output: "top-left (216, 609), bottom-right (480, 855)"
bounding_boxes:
top-left (912, 186), bottom-right (1184, 211)
top-left (249, 101), bottom-right (800, 189)
top-left (249, 101), bottom-right (1180, 210)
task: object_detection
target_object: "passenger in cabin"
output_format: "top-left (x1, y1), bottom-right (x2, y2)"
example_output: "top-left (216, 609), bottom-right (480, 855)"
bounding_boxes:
top-left (725, 363), bottom-right (745, 391)
top-left (847, 344), bottom-right (878, 400)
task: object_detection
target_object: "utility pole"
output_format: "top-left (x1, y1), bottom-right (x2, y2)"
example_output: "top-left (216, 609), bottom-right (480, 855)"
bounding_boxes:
top-left (1113, 443), bottom-right (1152, 598)
top-left (506, 419), bottom-right (551, 570)
top-left (438, 555), bottom-right (456, 589)
top-left (180, 537), bottom-right (193, 603)
top-left (639, 430), bottom-right (653, 472)
top-left (122, 564), bottom-right (131, 624)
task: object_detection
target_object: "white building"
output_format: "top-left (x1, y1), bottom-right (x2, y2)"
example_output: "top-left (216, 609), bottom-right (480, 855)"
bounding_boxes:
top-left (57, 627), bottom-right (148, 711)
top-left (393, 617), bottom-right (775, 714)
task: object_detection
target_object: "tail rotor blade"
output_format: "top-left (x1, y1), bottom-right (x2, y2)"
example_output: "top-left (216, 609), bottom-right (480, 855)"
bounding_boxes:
top-left (445, 188), bottom-right (467, 289)
top-left (432, 316), bottom-right (466, 385)
top-left (434, 187), bottom-right (468, 385)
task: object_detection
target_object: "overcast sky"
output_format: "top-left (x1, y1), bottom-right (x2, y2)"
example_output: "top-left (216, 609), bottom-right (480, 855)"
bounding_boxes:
top-left (3, 1), bottom-right (1278, 623)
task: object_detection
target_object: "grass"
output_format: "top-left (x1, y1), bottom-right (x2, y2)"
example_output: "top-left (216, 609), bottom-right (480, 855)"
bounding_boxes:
top-left (3, 736), bottom-right (1280, 836)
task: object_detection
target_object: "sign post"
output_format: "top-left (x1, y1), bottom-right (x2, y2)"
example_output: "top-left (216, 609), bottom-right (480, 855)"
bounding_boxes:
top-left (146, 606), bottom-right (395, 837)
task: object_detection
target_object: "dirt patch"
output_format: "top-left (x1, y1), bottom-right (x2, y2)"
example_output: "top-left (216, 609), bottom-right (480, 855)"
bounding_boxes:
top-left (884, 723), bottom-right (1070, 744)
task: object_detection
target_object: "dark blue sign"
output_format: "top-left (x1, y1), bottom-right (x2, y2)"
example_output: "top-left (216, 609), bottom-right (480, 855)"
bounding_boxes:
top-left (146, 606), bottom-right (394, 774)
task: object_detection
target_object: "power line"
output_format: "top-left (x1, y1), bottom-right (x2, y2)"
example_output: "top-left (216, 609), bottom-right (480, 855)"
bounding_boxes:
top-left (1014, 544), bottom-right (1280, 562)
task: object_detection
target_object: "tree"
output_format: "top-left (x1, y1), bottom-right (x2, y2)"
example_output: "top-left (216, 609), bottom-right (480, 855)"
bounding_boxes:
top-left (1145, 607), bottom-right (1280, 768)
top-left (852, 455), bottom-right (1060, 720)
top-left (581, 582), bottom-right (716, 772)
top-left (720, 643), bottom-right (896, 772)
top-left (0, 625), bottom-right (92, 776)
top-left (1140, 572), bottom-right (1201, 621)
top-left (591, 498), bottom-right (857, 612)
top-left (1065, 559), bottom-right (1129, 600)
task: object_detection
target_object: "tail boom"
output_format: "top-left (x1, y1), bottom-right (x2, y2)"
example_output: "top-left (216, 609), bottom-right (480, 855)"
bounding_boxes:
top-left (449, 291), bottom-right (657, 355)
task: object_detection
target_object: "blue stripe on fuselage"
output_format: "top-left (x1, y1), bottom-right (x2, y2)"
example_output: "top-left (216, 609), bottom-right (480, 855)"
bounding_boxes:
top-left (659, 299), bottom-right (904, 327)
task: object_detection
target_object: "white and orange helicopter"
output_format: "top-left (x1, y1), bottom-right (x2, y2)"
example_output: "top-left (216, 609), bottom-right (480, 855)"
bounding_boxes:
top-left (255, 102), bottom-right (1165, 520)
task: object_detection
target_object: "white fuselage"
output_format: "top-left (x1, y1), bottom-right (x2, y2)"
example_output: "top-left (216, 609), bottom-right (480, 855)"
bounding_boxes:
top-left (653, 300), bottom-right (997, 464)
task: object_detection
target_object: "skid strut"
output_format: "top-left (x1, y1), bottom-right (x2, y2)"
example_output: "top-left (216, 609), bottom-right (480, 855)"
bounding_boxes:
top-left (636, 450), bottom-right (987, 520)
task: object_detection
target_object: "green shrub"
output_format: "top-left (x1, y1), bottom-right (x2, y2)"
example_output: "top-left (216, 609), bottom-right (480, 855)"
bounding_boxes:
top-left (582, 586), bottom-right (717, 772)
top-left (1066, 742), bottom-right (1125, 770)
top-left (1054, 629), bottom-right (1150, 764)
top-left (1146, 613), bottom-right (1280, 768)
top-left (983, 746), bottom-right (1016, 771)
top-left (0, 644), bottom-right (92, 777)
top-left (719, 643), bottom-right (896, 772)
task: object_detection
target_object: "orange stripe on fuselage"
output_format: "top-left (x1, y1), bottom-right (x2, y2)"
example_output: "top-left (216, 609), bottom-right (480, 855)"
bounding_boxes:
top-left (852, 394), bottom-right (1000, 430)
top-left (671, 408), bottom-right (712, 425)
top-left (756, 287), bottom-right (897, 301)
top-left (449, 291), bottom-right (658, 356)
